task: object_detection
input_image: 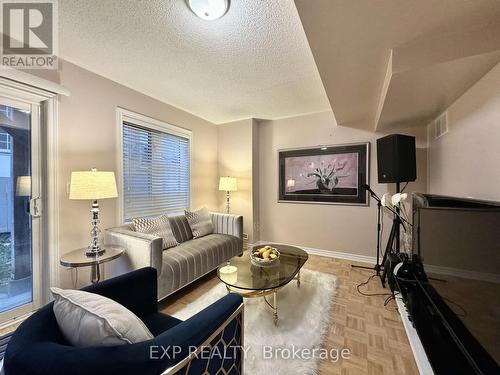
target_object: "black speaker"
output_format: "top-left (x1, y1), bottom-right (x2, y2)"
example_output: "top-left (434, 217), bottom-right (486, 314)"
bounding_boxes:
top-left (377, 134), bottom-right (416, 183)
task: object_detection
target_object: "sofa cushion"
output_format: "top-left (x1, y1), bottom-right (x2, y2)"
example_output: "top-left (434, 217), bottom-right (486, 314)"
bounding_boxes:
top-left (50, 287), bottom-right (154, 347)
top-left (132, 214), bottom-right (179, 249)
top-left (161, 234), bottom-right (241, 293)
top-left (168, 214), bottom-right (193, 243)
top-left (185, 207), bottom-right (214, 238)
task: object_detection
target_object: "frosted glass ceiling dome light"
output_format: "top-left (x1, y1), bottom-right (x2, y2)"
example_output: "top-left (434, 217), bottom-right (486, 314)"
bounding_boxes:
top-left (187, 0), bottom-right (229, 20)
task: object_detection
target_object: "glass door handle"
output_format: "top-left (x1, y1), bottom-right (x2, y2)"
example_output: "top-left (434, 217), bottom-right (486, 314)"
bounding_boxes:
top-left (29, 197), bottom-right (41, 217)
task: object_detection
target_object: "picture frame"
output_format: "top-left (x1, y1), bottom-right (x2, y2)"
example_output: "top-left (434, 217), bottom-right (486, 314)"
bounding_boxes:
top-left (278, 142), bottom-right (370, 205)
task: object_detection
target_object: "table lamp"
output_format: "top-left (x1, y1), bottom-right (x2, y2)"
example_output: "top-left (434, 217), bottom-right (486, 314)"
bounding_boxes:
top-left (16, 176), bottom-right (31, 197)
top-left (16, 176), bottom-right (31, 214)
top-left (69, 168), bottom-right (118, 257)
top-left (219, 176), bottom-right (237, 213)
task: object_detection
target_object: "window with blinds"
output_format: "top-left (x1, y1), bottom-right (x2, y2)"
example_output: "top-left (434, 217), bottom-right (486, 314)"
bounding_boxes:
top-left (121, 119), bottom-right (191, 222)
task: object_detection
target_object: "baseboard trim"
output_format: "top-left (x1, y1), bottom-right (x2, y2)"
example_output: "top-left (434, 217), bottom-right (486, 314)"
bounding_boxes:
top-left (253, 240), bottom-right (377, 265)
top-left (424, 264), bottom-right (500, 284)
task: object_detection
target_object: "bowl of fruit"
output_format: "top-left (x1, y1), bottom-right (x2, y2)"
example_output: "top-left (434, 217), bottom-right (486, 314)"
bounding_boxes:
top-left (251, 245), bottom-right (280, 267)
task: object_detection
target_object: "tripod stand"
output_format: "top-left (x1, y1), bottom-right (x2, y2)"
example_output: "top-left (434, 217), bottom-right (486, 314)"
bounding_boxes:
top-left (352, 185), bottom-right (383, 277)
top-left (380, 182), bottom-right (412, 287)
top-left (380, 213), bottom-right (402, 287)
top-left (353, 183), bottom-right (410, 287)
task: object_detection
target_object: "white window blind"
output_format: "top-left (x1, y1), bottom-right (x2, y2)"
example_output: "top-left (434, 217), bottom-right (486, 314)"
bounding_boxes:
top-left (122, 121), bottom-right (190, 221)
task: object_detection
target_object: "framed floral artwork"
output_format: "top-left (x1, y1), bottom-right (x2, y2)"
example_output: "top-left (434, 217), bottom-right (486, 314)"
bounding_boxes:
top-left (278, 143), bottom-right (369, 205)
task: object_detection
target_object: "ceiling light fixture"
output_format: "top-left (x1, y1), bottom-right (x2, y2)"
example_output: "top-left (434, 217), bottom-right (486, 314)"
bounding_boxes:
top-left (187, 0), bottom-right (229, 20)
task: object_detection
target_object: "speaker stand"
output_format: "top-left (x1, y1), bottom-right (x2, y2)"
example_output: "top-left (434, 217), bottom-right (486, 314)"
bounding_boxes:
top-left (352, 193), bottom-right (383, 278)
top-left (380, 182), bottom-right (403, 287)
top-left (395, 181), bottom-right (401, 254)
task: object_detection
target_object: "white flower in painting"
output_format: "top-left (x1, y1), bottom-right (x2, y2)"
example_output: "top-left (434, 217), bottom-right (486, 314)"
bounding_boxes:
top-left (381, 193), bottom-right (393, 207)
top-left (391, 193), bottom-right (408, 205)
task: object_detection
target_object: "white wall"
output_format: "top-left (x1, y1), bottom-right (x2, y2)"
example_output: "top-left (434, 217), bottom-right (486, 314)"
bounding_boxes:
top-left (428, 62), bottom-right (500, 202)
top-left (258, 111), bottom-right (427, 257)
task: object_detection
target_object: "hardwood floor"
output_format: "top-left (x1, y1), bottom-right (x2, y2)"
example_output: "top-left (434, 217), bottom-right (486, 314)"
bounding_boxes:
top-left (159, 254), bottom-right (420, 375)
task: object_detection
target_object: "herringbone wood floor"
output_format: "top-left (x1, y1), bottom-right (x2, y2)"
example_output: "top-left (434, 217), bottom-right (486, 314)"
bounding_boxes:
top-left (159, 255), bottom-right (419, 375)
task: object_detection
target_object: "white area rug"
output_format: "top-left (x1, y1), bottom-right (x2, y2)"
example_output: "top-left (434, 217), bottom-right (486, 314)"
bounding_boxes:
top-left (173, 269), bottom-right (337, 374)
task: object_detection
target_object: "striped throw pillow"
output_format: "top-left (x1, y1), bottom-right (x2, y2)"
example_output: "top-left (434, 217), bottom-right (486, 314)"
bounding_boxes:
top-left (185, 207), bottom-right (214, 239)
top-left (132, 215), bottom-right (179, 249)
top-left (168, 215), bottom-right (193, 243)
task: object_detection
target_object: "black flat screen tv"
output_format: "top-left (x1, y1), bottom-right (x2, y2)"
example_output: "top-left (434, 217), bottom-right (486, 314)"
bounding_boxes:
top-left (412, 193), bottom-right (500, 371)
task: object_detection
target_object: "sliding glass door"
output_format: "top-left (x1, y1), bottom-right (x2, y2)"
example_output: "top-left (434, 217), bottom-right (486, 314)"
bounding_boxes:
top-left (0, 96), bottom-right (41, 322)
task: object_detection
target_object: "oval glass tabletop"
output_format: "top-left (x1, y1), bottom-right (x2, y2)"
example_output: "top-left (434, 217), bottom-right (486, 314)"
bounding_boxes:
top-left (217, 244), bottom-right (308, 291)
top-left (60, 246), bottom-right (125, 267)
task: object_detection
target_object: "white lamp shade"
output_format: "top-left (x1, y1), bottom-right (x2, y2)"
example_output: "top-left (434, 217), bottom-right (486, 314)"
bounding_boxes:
top-left (69, 170), bottom-right (118, 200)
top-left (219, 176), bottom-right (237, 192)
top-left (287, 179), bottom-right (295, 188)
top-left (16, 176), bottom-right (31, 196)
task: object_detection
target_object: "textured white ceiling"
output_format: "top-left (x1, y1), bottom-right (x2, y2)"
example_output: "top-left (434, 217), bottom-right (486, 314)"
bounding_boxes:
top-left (59, 0), bottom-right (330, 124)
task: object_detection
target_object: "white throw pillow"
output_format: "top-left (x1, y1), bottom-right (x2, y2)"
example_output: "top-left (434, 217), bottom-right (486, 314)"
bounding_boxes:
top-left (51, 287), bottom-right (154, 347)
top-left (185, 207), bottom-right (214, 238)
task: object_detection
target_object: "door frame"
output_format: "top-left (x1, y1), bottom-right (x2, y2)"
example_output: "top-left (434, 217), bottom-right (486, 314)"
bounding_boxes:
top-left (0, 78), bottom-right (60, 323)
top-left (0, 96), bottom-right (41, 322)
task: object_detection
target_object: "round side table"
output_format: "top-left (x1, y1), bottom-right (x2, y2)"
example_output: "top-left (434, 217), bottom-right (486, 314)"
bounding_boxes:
top-left (60, 246), bottom-right (125, 284)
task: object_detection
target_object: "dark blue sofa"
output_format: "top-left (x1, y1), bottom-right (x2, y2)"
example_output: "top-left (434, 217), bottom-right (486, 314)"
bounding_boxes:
top-left (4, 267), bottom-right (244, 375)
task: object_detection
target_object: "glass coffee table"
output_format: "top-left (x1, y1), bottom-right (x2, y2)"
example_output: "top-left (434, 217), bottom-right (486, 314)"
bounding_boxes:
top-left (217, 244), bottom-right (308, 325)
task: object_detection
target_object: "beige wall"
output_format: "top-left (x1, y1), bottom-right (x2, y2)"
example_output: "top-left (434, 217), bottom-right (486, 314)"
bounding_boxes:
top-left (258, 111), bottom-right (427, 257)
top-left (27, 57), bottom-right (448, 286)
top-left (252, 121), bottom-right (260, 243)
top-left (428, 62), bottom-right (500, 202)
top-left (217, 118), bottom-right (259, 243)
top-left (38, 61), bottom-right (219, 288)
top-left (217, 119), bottom-right (253, 240)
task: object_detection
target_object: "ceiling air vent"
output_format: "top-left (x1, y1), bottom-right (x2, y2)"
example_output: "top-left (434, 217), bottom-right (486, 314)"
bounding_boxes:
top-left (434, 112), bottom-right (448, 139)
